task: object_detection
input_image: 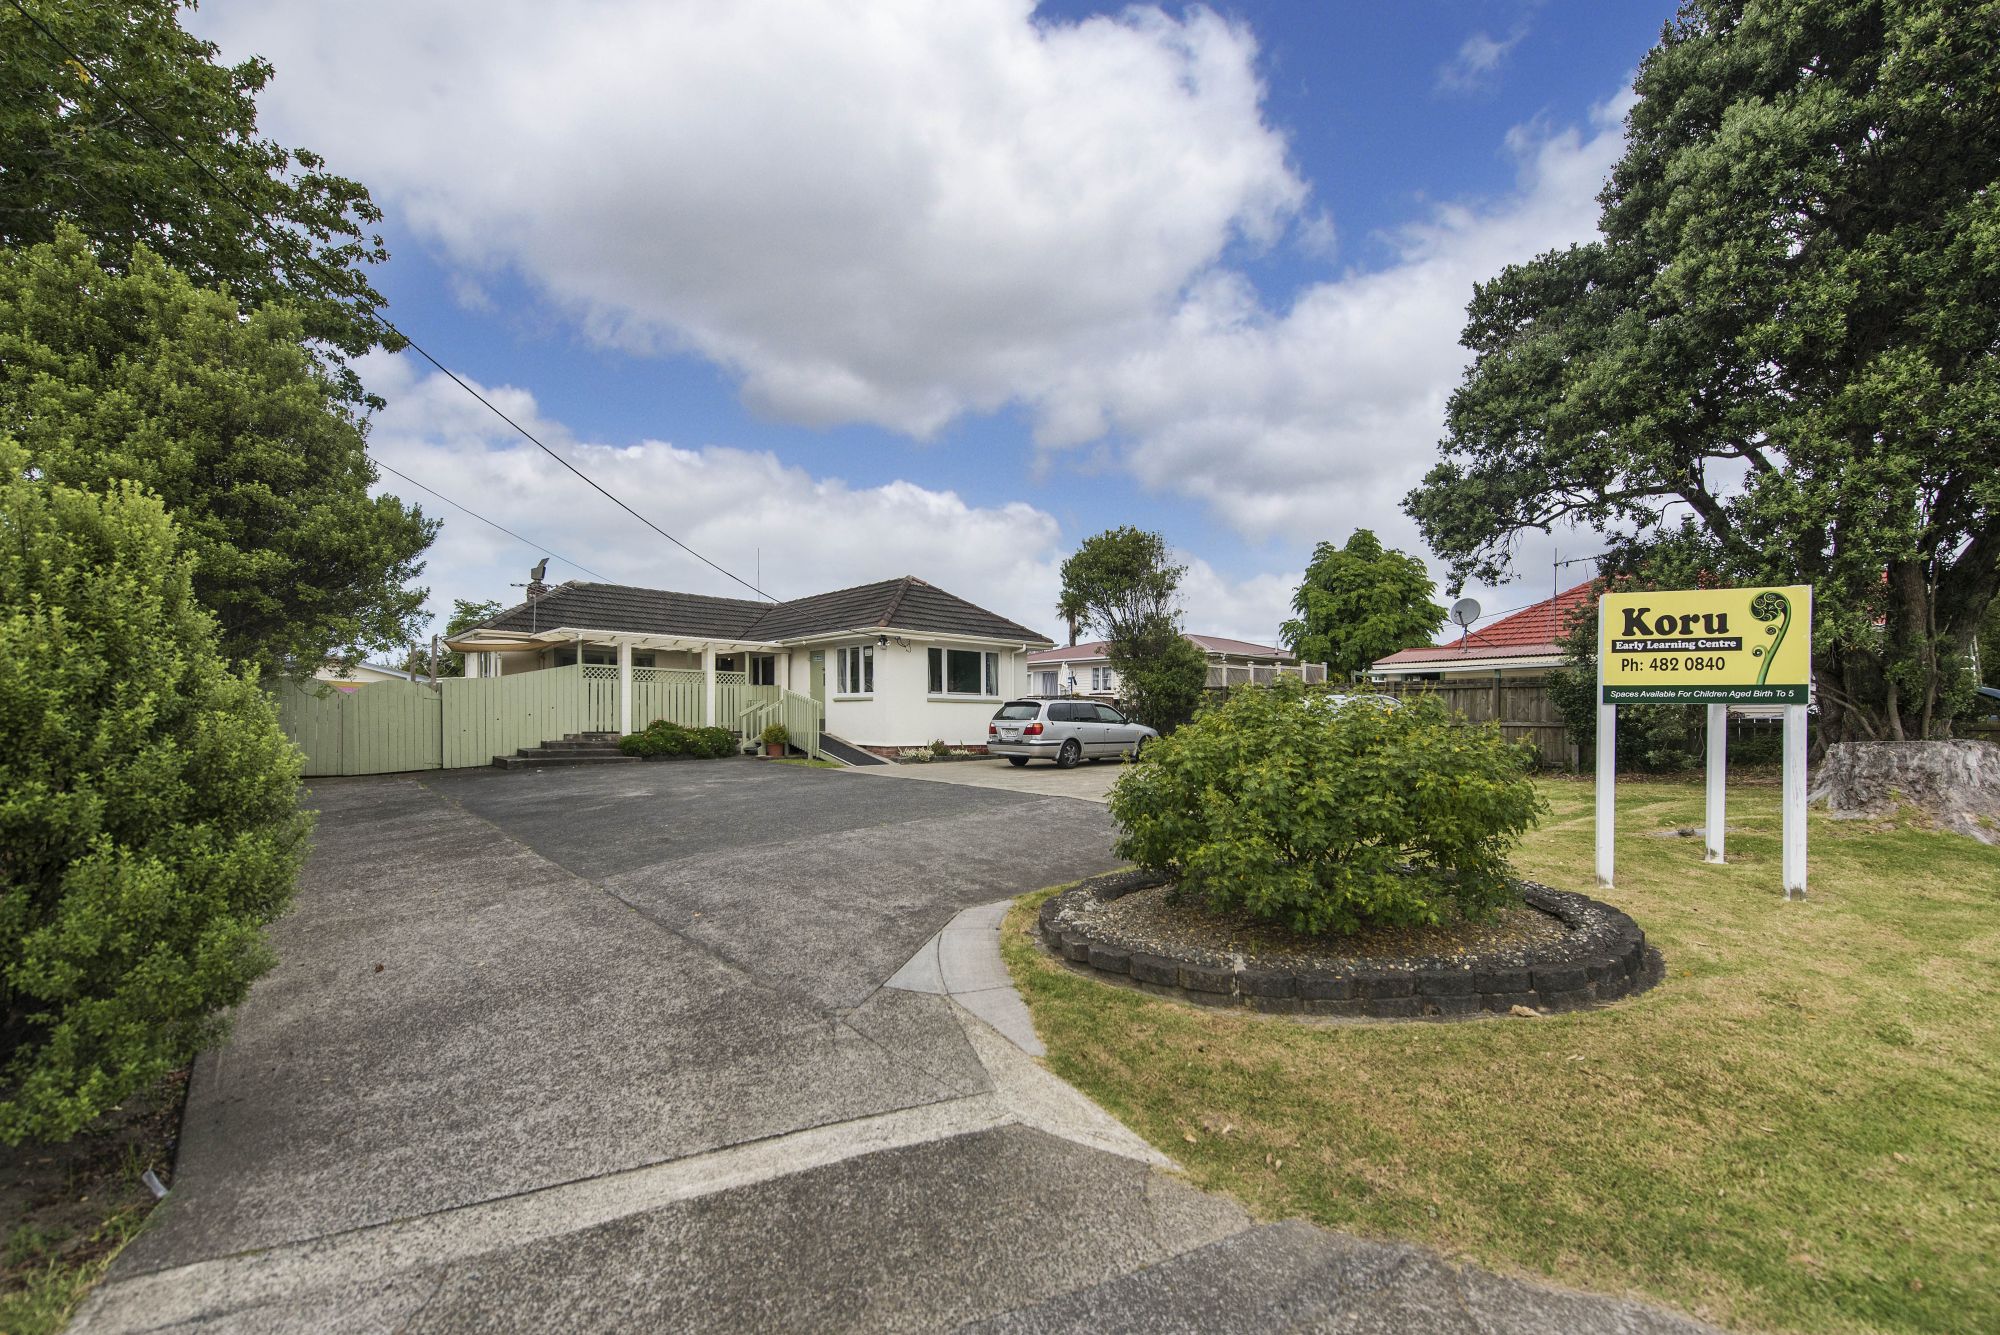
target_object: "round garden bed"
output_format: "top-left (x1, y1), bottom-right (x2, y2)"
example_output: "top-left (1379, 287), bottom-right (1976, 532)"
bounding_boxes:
top-left (1036, 869), bottom-right (1662, 1019)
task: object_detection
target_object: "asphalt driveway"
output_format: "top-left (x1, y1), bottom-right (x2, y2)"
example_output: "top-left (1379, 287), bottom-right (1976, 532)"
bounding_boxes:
top-left (849, 755), bottom-right (1127, 803)
top-left (76, 759), bottom-right (1718, 1333)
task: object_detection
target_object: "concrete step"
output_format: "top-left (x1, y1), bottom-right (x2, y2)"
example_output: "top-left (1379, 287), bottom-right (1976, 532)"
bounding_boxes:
top-left (491, 753), bottom-right (641, 770)
top-left (518, 745), bottom-right (625, 758)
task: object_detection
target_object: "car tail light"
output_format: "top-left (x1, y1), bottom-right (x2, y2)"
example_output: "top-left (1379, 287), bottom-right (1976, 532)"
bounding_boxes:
top-left (1023, 722), bottom-right (1043, 736)
top-left (988, 723), bottom-right (997, 736)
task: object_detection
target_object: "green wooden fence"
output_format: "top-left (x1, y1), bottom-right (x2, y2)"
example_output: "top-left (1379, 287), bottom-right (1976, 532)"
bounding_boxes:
top-left (274, 666), bottom-right (822, 776)
top-left (442, 666), bottom-right (590, 769)
top-left (272, 678), bottom-right (444, 777)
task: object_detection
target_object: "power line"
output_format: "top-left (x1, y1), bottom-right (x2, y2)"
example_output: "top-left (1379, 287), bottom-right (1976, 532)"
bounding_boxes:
top-left (371, 460), bottom-right (613, 582)
top-left (7, 0), bottom-right (774, 602)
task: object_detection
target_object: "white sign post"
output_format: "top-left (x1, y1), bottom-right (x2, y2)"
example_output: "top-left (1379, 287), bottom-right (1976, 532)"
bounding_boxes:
top-left (1594, 597), bottom-right (1617, 889)
top-left (1594, 585), bottom-right (1812, 897)
top-left (1705, 702), bottom-right (1728, 864)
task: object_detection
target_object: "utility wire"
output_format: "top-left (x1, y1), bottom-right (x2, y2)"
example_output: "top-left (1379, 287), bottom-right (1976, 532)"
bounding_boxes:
top-left (8, 0), bottom-right (774, 602)
top-left (371, 460), bottom-right (613, 583)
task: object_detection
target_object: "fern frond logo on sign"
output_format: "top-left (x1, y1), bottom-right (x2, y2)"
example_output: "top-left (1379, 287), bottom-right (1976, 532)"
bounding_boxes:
top-left (1601, 586), bottom-right (1812, 704)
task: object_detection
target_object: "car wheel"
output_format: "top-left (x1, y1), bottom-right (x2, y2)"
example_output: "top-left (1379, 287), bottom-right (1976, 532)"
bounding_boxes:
top-left (1007, 756), bottom-right (1029, 768)
top-left (1056, 739), bottom-right (1082, 769)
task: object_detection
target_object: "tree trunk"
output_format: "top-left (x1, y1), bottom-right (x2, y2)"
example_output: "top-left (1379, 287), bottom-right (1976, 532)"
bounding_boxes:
top-left (1810, 740), bottom-right (2000, 844)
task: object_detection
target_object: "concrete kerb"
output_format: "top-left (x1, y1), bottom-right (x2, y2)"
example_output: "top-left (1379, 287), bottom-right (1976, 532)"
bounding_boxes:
top-left (884, 899), bottom-right (1171, 1169)
top-left (1038, 869), bottom-right (1665, 1022)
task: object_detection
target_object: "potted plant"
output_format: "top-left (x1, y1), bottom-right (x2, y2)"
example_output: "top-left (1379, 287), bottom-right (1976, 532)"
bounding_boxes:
top-left (759, 722), bottom-right (790, 757)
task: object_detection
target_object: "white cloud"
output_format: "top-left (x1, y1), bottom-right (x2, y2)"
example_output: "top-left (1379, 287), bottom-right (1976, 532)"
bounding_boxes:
top-left (361, 354), bottom-right (1296, 646)
top-left (200, 0), bottom-right (1307, 437)
top-left (1035, 95), bottom-right (1634, 565)
top-left (1437, 30), bottom-right (1525, 93)
top-left (198, 1), bottom-right (1635, 617)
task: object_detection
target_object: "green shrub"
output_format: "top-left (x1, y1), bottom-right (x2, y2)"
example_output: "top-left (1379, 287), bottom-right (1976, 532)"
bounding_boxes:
top-left (0, 443), bottom-right (311, 1144)
top-left (759, 723), bottom-right (790, 748)
top-left (1108, 682), bottom-right (1547, 935)
top-left (619, 720), bottom-right (738, 759)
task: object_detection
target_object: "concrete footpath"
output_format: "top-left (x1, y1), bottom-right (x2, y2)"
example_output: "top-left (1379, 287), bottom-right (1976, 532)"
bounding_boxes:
top-left (74, 762), bottom-right (1718, 1333)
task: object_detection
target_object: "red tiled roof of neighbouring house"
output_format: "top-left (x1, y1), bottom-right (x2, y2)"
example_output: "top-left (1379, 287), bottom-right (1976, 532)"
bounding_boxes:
top-left (1372, 581), bottom-right (1595, 668)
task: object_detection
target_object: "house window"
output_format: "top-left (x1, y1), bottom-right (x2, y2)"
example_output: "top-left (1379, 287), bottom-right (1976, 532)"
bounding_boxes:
top-left (1090, 666), bottom-right (1116, 693)
top-left (929, 647), bottom-right (998, 696)
top-left (749, 654), bottom-right (777, 686)
top-left (1034, 670), bottom-right (1058, 696)
top-left (837, 644), bottom-right (873, 695)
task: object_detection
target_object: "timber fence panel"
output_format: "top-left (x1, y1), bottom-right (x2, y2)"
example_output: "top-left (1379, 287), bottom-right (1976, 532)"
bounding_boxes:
top-left (1375, 678), bottom-right (1572, 765)
top-left (271, 680), bottom-right (343, 777)
top-left (581, 665), bottom-right (620, 733)
top-left (339, 679), bottom-right (443, 775)
top-left (630, 667), bottom-right (706, 728)
top-left (441, 666), bottom-right (585, 768)
top-left (269, 679), bottom-right (445, 777)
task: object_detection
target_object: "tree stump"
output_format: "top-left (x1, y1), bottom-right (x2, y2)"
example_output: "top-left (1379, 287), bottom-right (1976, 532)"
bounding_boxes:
top-left (1810, 740), bottom-right (2000, 844)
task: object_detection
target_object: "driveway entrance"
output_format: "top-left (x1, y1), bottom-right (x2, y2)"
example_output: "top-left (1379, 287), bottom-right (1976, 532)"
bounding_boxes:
top-left (76, 761), bottom-right (1715, 1333)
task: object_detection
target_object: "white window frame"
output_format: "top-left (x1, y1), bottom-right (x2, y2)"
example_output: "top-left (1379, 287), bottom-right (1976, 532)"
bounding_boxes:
top-left (928, 647), bottom-right (1000, 699)
top-left (836, 644), bottom-right (874, 696)
top-left (749, 654), bottom-right (777, 686)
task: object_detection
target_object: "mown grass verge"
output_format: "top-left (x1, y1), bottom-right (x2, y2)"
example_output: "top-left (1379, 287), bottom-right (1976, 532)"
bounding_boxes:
top-left (1003, 776), bottom-right (1998, 1335)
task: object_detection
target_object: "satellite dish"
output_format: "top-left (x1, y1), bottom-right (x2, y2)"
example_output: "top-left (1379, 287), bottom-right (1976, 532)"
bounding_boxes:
top-left (1449, 597), bottom-right (1481, 629)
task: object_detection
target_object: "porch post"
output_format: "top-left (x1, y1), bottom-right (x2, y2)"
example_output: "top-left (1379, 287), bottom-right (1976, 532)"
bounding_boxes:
top-left (618, 640), bottom-right (633, 736)
top-left (703, 644), bottom-right (717, 726)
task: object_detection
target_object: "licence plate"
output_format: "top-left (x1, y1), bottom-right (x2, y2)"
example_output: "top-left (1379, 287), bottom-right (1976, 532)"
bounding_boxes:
top-left (998, 728), bottom-right (1020, 739)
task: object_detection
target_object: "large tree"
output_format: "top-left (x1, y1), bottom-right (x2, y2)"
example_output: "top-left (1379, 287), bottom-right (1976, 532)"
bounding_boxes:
top-left (1280, 530), bottom-right (1445, 679)
top-left (0, 231), bottom-right (436, 674)
top-left (1059, 527), bottom-right (1207, 730)
top-left (1, 0), bottom-right (394, 402)
top-left (1057, 526), bottom-right (1186, 644)
top-left (1406, 0), bottom-right (2000, 743)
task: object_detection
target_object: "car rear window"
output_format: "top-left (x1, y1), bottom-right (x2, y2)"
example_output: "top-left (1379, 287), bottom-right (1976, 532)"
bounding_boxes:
top-left (994, 703), bottom-right (1041, 720)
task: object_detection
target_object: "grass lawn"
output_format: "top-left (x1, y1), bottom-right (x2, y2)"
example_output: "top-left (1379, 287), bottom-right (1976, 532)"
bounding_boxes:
top-left (1004, 775), bottom-right (1998, 1335)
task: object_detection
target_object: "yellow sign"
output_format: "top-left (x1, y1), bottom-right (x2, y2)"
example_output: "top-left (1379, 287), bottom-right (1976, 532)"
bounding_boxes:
top-left (1600, 585), bottom-right (1812, 704)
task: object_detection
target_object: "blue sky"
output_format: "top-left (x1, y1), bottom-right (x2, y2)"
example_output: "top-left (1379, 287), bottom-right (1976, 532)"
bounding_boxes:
top-left (195, 1), bottom-right (1668, 647)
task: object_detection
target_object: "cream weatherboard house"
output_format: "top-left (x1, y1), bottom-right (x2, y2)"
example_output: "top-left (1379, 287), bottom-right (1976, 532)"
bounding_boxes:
top-left (445, 576), bottom-right (1052, 754)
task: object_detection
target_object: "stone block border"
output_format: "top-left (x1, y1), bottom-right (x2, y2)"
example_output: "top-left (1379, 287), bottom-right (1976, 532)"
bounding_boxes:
top-left (1036, 870), bottom-right (1663, 1020)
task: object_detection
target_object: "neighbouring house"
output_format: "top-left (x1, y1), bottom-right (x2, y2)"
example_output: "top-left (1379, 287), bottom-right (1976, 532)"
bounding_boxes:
top-left (1027, 634), bottom-right (1325, 700)
top-left (1369, 582), bottom-right (1594, 684)
top-left (311, 661), bottom-right (421, 691)
top-left (443, 576), bottom-right (1051, 752)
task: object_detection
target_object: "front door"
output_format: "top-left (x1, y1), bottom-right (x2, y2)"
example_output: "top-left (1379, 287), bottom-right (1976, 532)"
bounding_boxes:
top-left (809, 651), bottom-right (826, 729)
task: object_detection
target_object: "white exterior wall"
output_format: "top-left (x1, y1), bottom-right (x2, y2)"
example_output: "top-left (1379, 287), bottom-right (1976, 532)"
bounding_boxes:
top-left (816, 637), bottom-right (1033, 749)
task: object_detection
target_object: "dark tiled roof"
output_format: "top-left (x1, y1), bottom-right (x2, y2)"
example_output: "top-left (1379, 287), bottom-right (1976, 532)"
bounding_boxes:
top-left (477, 583), bottom-right (769, 639)
top-left (467, 577), bottom-right (1049, 646)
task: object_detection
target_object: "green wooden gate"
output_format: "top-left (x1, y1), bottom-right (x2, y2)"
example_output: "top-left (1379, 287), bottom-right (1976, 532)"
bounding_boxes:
top-left (272, 679), bottom-right (444, 777)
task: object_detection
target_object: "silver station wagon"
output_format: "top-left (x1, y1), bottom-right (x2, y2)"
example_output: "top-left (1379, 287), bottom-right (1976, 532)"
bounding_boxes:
top-left (986, 699), bottom-right (1157, 767)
